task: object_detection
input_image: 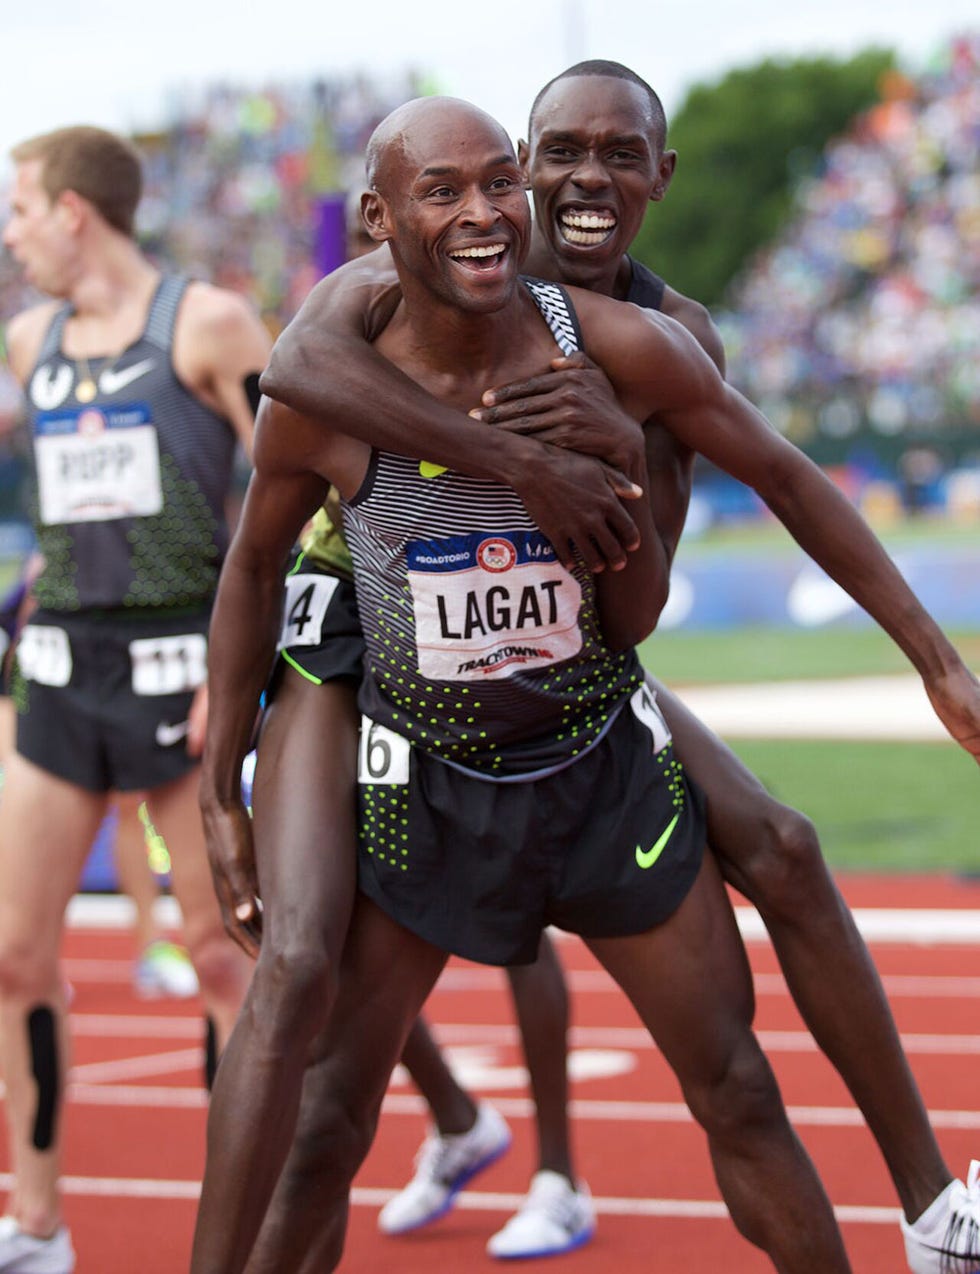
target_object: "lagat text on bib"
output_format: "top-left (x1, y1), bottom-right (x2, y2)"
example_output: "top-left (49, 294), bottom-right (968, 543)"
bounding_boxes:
top-left (406, 530), bottom-right (583, 681)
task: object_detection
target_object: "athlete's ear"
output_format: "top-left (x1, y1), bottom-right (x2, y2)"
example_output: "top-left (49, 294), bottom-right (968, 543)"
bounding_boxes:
top-left (55, 188), bottom-right (87, 235)
top-left (361, 189), bottom-right (392, 243)
top-left (650, 150), bottom-right (677, 203)
top-left (517, 139), bottom-right (531, 188)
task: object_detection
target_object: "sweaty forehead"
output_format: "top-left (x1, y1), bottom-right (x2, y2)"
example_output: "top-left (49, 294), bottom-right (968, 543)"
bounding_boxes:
top-left (400, 112), bottom-right (515, 177)
top-left (531, 76), bottom-right (657, 144)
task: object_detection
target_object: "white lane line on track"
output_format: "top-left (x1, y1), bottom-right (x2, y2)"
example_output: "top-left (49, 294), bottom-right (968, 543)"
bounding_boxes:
top-left (50, 1085), bottom-right (980, 1130)
top-left (423, 1022), bottom-right (980, 1055)
top-left (0, 1171), bottom-right (903, 1224)
top-left (66, 895), bottom-right (980, 943)
top-left (62, 961), bottom-right (980, 998)
top-left (69, 1048), bottom-right (204, 1084)
top-left (71, 1014), bottom-right (202, 1038)
top-left (65, 1014), bottom-right (980, 1055)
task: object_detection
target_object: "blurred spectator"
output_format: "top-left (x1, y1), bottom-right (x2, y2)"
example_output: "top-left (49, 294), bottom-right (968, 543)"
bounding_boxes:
top-left (718, 32), bottom-right (980, 480)
top-left (135, 71), bottom-right (420, 331)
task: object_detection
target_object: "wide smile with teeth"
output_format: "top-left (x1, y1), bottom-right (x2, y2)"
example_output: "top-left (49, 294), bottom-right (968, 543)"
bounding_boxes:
top-left (449, 243), bottom-right (507, 269)
top-left (559, 210), bottom-right (617, 246)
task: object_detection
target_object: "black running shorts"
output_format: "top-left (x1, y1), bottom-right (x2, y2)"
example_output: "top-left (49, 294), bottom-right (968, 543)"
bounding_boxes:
top-left (356, 683), bottom-right (706, 965)
top-left (272, 555), bottom-right (364, 690)
top-left (13, 608), bottom-right (211, 793)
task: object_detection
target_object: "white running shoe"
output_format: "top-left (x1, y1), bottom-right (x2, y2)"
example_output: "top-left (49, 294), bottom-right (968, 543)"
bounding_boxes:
top-left (0, 1217), bottom-right (75, 1273)
top-left (487, 1170), bottom-right (595, 1260)
top-left (378, 1101), bottom-right (511, 1235)
top-left (133, 940), bottom-right (199, 998)
top-left (901, 1161), bottom-right (980, 1273)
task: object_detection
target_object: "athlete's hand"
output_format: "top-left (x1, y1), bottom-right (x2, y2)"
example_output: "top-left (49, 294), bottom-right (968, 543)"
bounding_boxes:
top-left (200, 787), bottom-right (263, 958)
top-left (473, 353), bottom-right (646, 486)
top-left (512, 446), bottom-right (643, 573)
top-left (923, 663), bottom-right (980, 763)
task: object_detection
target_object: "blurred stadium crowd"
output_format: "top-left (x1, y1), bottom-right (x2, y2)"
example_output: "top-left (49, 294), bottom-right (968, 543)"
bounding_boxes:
top-left (0, 40), bottom-right (978, 530)
top-left (716, 32), bottom-right (980, 520)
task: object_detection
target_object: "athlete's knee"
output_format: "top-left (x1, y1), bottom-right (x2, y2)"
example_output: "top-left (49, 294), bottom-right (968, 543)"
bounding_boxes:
top-left (727, 799), bottom-right (825, 920)
top-left (184, 927), bottom-right (250, 1011)
top-left (682, 1032), bottom-right (785, 1145)
top-left (0, 930), bottom-right (55, 1002)
top-left (287, 1088), bottom-right (378, 1194)
top-left (249, 933), bottom-right (340, 1042)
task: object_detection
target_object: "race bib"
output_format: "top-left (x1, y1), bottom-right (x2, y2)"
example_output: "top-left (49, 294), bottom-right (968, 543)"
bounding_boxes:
top-left (630, 682), bottom-right (672, 754)
top-left (129, 633), bottom-right (207, 696)
top-left (358, 716), bottom-right (411, 786)
top-left (406, 530), bottom-right (582, 681)
top-left (279, 572), bottom-right (340, 649)
top-left (17, 625), bottom-right (72, 687)
top-left (34, 403), bottom-right (163, 525)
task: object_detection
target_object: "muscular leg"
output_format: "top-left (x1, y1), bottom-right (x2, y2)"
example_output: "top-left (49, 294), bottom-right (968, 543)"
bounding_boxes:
top-left (143, 768), bottom-right (251, 1049)
top-left (589, 853), bottom-right (851, 1273)
top-left (653, 677), bottom-right (949, 1220)
top-left (506, 931), bottom-right (574, 1179)
top-left (0, 754), bottom-right (106, 1236)
top-left (246, 896), bottom-right (448, 1274)
top-left (400, 931), bottom-right (573, 1172)
top-left (190, 673), bottom-right (360, 1274)
top-left (400, 1014), bottom-right (478, 1134)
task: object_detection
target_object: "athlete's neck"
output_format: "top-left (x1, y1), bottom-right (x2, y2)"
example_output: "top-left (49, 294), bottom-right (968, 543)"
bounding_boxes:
top-left (523, 234), bottom-right (633, 302)
top-left (62, 248), bottom-right (161, 359)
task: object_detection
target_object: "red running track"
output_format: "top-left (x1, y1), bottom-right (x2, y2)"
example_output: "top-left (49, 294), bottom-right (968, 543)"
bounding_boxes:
top-left (3, 873), bottom-right (979, 1273)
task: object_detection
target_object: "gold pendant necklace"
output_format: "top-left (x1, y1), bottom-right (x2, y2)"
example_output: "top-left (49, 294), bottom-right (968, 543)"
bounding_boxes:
top-left (74, 348), bottom-right (125, 403)
top-left (75, 371), bottom-right (97, 403)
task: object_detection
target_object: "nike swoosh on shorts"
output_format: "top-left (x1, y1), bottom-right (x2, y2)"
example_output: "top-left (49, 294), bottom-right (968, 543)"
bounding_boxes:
top-left (155, 720), bottom-right (190, 747)
top-left (635, 812), bottom-right (680, 870)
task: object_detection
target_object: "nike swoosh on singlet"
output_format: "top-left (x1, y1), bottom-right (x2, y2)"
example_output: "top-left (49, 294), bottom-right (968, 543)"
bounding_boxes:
top-left (99, 358), bottom-right (156, 395)
top-left (419, 460), bottom-right (447, 478)
top-left (635, 812), bottom-right (680, 870)
top-left (155, 719), bottom-right (190, 747)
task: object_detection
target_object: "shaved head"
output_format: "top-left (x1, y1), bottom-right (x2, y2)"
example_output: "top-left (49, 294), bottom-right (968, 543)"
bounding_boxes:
top-left (365, 96), bottom-right (516, 195)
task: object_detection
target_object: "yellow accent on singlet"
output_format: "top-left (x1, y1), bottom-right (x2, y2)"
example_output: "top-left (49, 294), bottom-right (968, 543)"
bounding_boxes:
top-left (300, 496), bottom-right (354, 580)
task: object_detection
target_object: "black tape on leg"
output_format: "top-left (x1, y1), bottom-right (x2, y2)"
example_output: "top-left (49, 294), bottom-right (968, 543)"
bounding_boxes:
top-left (204, 1015), bottom-right (218, 1092)
top-left (27, 1006), bottom-right (59, 1151)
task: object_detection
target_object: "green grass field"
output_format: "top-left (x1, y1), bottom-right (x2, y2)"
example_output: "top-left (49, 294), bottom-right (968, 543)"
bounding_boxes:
top-left (637, 623), bottom-right (980, 873)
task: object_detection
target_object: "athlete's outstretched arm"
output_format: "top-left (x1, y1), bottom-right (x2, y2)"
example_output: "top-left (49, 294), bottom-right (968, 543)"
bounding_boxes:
top-left (259, 255), bottom-right (645, 573)
top-left (583, 293), bottom-right (980, 760)
top-left (201, 403), bottom-right (330, 953)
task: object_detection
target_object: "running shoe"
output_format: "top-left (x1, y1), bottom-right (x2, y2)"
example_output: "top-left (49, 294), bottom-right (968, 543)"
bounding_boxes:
top-left (901, 1160), bottom-right (980, 1273)
top-left (378, 1101), bottom-right (511, 1234)
top-left (0, 1217), bottom-right (75, 1273)
top-left (133, 940), bottom-right (199, 998)
top-left (487, 1170), bottom-right (595, 1260)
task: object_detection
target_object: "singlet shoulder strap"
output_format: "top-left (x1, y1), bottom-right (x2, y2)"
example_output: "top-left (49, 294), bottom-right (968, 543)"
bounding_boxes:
top-left (521, 277), bottom-right (583, 356)
top-left (144, 274), bottom-right (191, 349)
top-left (627, 257), bottom-right (666, 311)
top-left (34, 304), bottom-right (71, 365)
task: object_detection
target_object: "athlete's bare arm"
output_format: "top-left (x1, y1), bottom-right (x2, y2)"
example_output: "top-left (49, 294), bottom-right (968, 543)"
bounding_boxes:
top-left (471, 288), bottom-right (725, 564)
top-left (577, 290), bottom-right (980, 759)
top-left (201, 401), bottom-right (328, 950)
top-left (260, 254), bottom-right (646, 573)
top-left (3, 303), bottom-right (61, 384)
top-left (173, 282), bottom-right (272, 459)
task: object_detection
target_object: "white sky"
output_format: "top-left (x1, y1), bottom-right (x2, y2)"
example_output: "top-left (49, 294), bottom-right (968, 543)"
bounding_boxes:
top-left (1, 0), bottom-right (977, 175)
